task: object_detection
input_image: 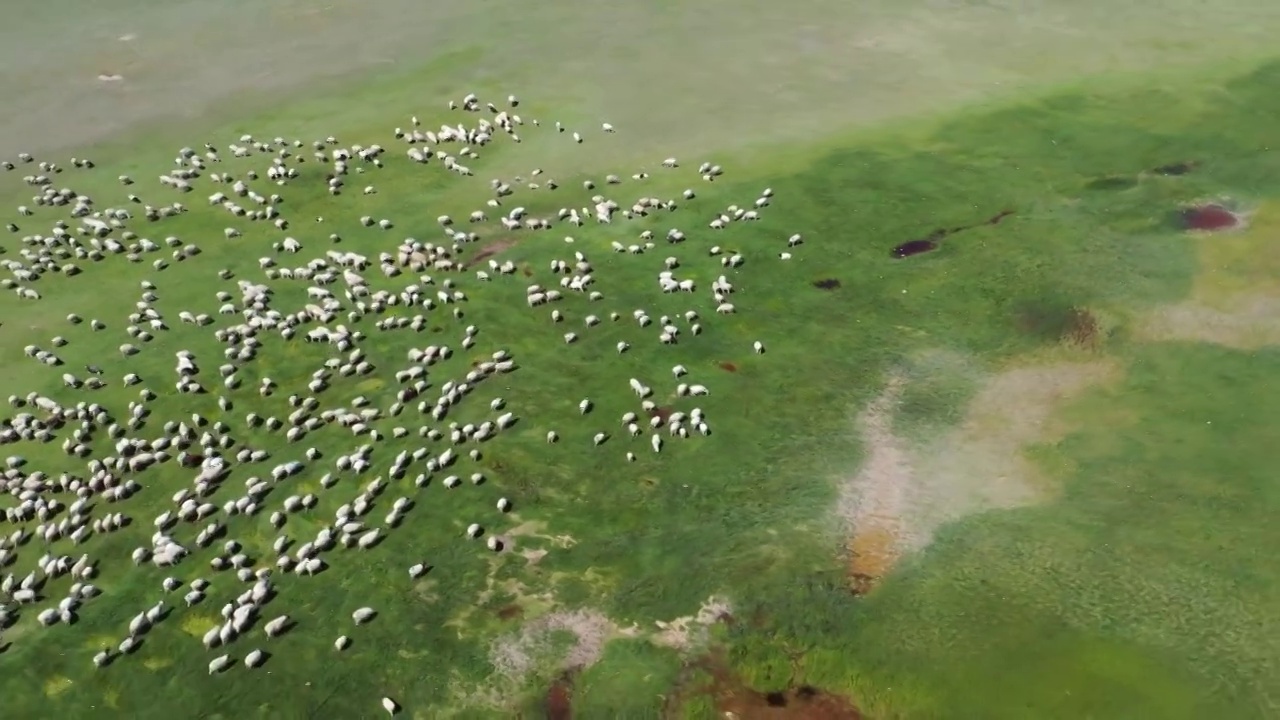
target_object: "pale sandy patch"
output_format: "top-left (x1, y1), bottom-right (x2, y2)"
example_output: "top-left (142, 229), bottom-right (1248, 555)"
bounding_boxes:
top-left (489, 608), bottom-right (640, 681)
top-left (1140, 294), bottom-right (1280, 349)
top-left (838, 359), bottom-right (1118, 592)
top-left (652, 595), bottom-right (733, 650)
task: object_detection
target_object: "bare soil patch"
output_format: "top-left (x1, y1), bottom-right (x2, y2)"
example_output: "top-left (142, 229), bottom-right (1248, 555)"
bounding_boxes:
top-left (837, 376), bottom-right (911, 595)
top-left (1014, 302), bottom-right (1107, 349)
top-left (545, 672), bottom-right (574, 720)
top-left (1061, 307), bottom-right (1103, 348)
top-left (653, 596), bottom-right (732, 651)
top-left (465, 238), bottom-right (519, 269)
top-left (670, 650), bottom-right (862, 720)
top-left (646, 406), bottom-right (675, 425)
top-left (489, 609), bottom-right (633, 681)
top-left (837, 360), bottom-right (1117, 593)
top-left (1141, 294), bottom-right (1280, 349)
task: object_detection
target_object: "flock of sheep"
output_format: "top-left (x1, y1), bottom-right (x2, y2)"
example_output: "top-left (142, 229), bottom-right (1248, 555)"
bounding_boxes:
top-left (0, 90), bottom-right (804, 713)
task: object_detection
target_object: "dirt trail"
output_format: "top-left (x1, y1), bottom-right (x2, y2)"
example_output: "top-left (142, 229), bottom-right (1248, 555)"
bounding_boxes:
top-left (838, 360), bottom-right (1117, 593)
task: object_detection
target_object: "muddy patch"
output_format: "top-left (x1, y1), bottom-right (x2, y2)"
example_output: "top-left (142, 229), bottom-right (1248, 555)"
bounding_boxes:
top-left (891, 208), bottom-right (1014, 259)
top-left (892, 237), bottom-right (940, 258)
top-left (717, 361), bottom-right (739, 373)
top-left (813, 278), bottom-right (842, 290)
top-left (1180, 203), bottom-right (1241, 232)
top-left (837, 359), bottom-right (1117, 593)
top-left (671, 650), bottom-right (862, 720)
top-left (545, 672), bottom-right (574, 720)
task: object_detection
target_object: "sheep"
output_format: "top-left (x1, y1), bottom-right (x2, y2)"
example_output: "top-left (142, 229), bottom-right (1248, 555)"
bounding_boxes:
top-left (245, 649), bottom-right (266, 668)
top-left (382, 697), bottom-right (400, 715)
top-left (352, 607), bottom-right (376, 624)
top-left (264, 615), bottom-right (290, 637)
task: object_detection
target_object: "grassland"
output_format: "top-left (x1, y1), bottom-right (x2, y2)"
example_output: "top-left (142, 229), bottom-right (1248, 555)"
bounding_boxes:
top-left (7, 0), bottom-right (1280, 162)
top-left (0, 3), bottom-right (1279, 718)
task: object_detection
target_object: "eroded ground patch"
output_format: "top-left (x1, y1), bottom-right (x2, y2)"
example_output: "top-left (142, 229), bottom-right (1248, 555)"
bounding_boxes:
top-left (838, 358), bottom-right (1119, 593)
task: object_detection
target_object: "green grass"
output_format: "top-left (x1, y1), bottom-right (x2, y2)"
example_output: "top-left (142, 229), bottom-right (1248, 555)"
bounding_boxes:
top-left (0, 40), bottom-right (1279, 720)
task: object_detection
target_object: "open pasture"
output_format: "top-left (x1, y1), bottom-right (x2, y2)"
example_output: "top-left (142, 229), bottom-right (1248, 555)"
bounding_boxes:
top-left (1, 2), bottom-right (1280, 718)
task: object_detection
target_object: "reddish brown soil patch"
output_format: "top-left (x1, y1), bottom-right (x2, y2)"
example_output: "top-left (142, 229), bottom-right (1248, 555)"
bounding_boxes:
top-left (670, 652), bottom-right (862, 720)
top-left (1181, 204), bottom-right (1239, 231)
top-left (545, 672), bottom-right (574, 720)
top-left (1062, 307), bottom-right (1101, 348)
top-left (648, 405), bottom-right (675, 423)
top-left (496, 604), bottom-right (523, 620)
top-left (846, 525), bottom-right (898, 596)
top-left (718, 361), bottom-right (739, 373)
top-left (465, 238), bottom-right (519, 268)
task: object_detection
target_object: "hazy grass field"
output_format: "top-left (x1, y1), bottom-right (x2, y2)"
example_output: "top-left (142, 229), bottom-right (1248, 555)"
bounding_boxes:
top-left (0, 1), bottom-right (1279, 719)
